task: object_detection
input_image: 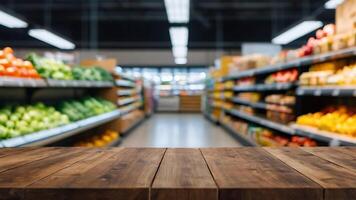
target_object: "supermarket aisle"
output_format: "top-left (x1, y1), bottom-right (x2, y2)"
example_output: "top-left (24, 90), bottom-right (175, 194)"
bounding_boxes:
top-left (120, 113), bottom-right (241, 147)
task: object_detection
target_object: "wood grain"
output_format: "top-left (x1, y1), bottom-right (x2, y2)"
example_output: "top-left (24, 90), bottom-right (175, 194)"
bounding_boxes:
top-left (302, 147), bottom-right (356, 173)
top-left (201, 148), bottom-right (322, 200)
top-left (266, 147), bottom-right (356, 200)
top-left (152, 148), bottom-right (217, 200)
top-left (27, 148), bottom-right (166, 200)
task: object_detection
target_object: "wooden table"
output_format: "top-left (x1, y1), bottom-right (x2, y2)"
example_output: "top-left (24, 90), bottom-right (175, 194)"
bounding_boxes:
top-left (0, 147), bottom-right (355, 200)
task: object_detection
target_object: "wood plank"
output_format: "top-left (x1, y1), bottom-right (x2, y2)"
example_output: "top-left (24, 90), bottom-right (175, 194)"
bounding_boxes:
top-left (0, 148), bottom-right (92, 200)
top-left (266, 147), bottom-right (356, 200)
top-left (152, 148), bottom-right (217, 200)
top-left (0, 147), bottom-right (36, 158)
top-left (302, 147), bottom-right (356, 173)
top-left (27, 148), bottom-right (166, 200)
top-left (201, 148), bottom-right (322, 200)
top-left (0, 148), bottom-right (78, 174)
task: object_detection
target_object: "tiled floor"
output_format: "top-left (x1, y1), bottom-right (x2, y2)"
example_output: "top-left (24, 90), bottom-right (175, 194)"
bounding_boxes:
top-left (119, 113), bottom-right (241, 147)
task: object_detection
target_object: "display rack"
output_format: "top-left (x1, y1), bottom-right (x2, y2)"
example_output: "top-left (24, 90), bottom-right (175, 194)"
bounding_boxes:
top-left (0, 110), bottom-right (121, 147)
top-left (223, 47), bottom-right (356, 81)
top-left (204, 47), bottom-right (356, 146)
top-left (0, 77), bottom-right (114, 88)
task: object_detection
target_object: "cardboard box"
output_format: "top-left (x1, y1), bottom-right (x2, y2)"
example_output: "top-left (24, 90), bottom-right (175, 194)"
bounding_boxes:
top-left (80, 59), bottom-right (117, 73)
top-left (336, 0), bottom-right (356, 34)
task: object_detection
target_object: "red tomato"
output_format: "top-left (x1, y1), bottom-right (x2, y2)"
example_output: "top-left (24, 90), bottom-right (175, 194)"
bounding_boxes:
top-left (3, 47), bottom-right (14, 55)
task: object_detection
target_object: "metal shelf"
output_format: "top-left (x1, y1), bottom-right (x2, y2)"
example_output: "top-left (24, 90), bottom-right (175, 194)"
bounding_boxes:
top-left (0, 77), bottom-right (47, 87)
top-left (115, 72), bottom-right (136, 82)
top-left (296, 86), bottom-right (356, 97)
top-left (204, 112), bottom-right (219, 124)
top-left (117, 89), bottom-right (140, 96)
top-left (116, 80), bottom-right (136, 88)
top-left (117, 97), bottom-right (141, 106)
top-left (233, 82), bottom-right (296, 92)
top-left (292, 124), bottom-right (356, 146)
top-left (119, 103), bottom-right (142, 116)
top-left (0, 77), bottom-right (114, 88)
top-left (230, 97), bottom-right (266, 109)
top-left (225, 109), bottom-right (295, 135)
top-left (0, 110), bottom-right (121, 147)
top-left (223, 47), bottom-right (356, 81)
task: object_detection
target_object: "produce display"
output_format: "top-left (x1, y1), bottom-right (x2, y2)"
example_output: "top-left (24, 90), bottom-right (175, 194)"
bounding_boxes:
top-left (265, 94), bottom-right (295, 115)
top-left (236, 92), bottom-right (261, 102)
top-left (72, 66), bottom-right (113, 81)
top-left (0, 103), bottom-right (70, 140)
top-left (300, 62), bottom-right (356, 86)
top-left (27, 53), bottom-right (73, 80)
top-left (58, 97), bottom-right (116, 121)
top-left (0, 47), bottom-right (41, 79)
top-left (74, 130), bottom-right (119, 147)
top-left (236, 77), bottom-right (255, 86)
top-left (296, 106), bottom-right (356, 137)
top-left (265, 94), bottom-right (296, 106)
top-left (265, 69), bottom-right (298, 84)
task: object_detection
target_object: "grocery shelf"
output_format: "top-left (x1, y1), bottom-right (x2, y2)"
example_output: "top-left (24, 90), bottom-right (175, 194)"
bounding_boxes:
top-left (291, 124), bottom-right (356, 146)
top-left (223, 47), bottom-right (356, 81)
top-left (233, 82), bottom-right (296, 92)
top-left (116, 80), bottom-right (136, 88)
top-left (47, 79), bottom-right (114, 88)
top-left (220, 121), bottom-right (257, 146)
top-left (225, 109), bottom-right (295, 135)
top-left (204, 112), bottom-right (219, 123)
top-left (0, 77), bottom-right (114, 88)
top-left (0, 77), bottom-right (47, 87)
top-left (115, 72), bottom-right (136, 82)
top-left (0, 110), bottom-right (121, 147)
top-left (230, 97), bottom-right (266, 109)
top-left (107, 138), bottom-right (122, 147)
top-left (119, 103), bottom-right (142, 116)
top-left (296, 86), bottom-right (356, 97)
top-left (121, 116), bottom-right (145, 135)
top-left (117, 89), bottom-right (140, 96)
top-left (117, 97), bottom-right (141, 106)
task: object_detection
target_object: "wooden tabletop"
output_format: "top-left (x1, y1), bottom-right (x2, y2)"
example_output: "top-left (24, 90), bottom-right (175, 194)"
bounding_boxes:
top-left (0, 147), bottom-right (355, 200)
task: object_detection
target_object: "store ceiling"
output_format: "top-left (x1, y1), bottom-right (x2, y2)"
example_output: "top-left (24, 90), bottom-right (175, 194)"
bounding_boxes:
top-left (1, 0), bottom-right (334, 50)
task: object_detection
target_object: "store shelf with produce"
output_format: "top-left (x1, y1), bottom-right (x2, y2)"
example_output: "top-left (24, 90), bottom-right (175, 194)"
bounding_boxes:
top-left (291, 124), bottom-right (356, 146)
top-left (225, 109), bottom-right (295, 135)
top-left (115, 79), bottom-right (136, 88)
top-left (220, 121), bottom-right (258, 146)
top-left (115, 72), bottom-right (136, 82)
top-left (233, 82), bottom-right (297, 92)
top-left (223, 47), bottom-right (356, 81)
top-left (0, 109), bottom-right (121, 147)
top-left (296, 86), bottom-right (356, 97)
top-left (0, 77), bottom-right (47, 88)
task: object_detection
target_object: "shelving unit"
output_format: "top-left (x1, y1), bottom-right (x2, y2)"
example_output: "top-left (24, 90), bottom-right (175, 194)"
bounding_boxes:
top-left (204, 47), bottom-right (356, 147)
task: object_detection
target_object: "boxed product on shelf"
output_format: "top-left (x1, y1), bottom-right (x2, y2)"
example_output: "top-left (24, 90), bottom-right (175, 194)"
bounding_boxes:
top-left (0, 47), bottom-right (41, 79)
top-left (299, 63), bottom-right (356, 86)
top-left (265, 94), bottom-right (296, 106)
top-left (296, 106), bottom-right (356, 137)
top-left (237, 92), bottom-right (261, 102)
top-left (229, 54), bottom-right (271, 73)
top-left (266, 110), bottom-right (295, 124)
top-left (236, 77), bottom-right (255, 86)
top-left (335, 0), bottom-right (356, 34)
top-left (264, 69), bottom-right (298, 84)
top-left (73, 129), bottom-right (119, 147)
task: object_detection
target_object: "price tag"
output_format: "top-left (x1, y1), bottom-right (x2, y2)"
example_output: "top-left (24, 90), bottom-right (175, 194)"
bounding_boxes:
top-left (314, 90), bottom-right (321, 96)
top-left (332, 89), bottom-right (340, 96)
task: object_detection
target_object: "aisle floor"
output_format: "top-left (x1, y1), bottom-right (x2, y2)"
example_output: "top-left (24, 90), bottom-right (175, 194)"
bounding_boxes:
top-left (119, 113), bottom-right (241, 147)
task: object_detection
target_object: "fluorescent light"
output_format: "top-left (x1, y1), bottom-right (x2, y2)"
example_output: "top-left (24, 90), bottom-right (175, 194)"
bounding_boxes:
top-left (172, 46), bottom-right (187, 58)
top-left (169, 27), bottom-right (188, 47)
top-left (324, 0), bottom-right (344, 9)
top-left (164, 0), bottom-right (190, 23)
top-left (272, 21), bottom-right (323, 45)
top-left (28, 29), bottom-right (75, 49)
top-left (175, 57), bottom-right (187, 64)
top-left (0, 9), bottom-right (27, 28)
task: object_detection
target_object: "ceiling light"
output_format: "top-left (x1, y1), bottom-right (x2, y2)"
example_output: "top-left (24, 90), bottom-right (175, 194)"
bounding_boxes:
top-left (324, 0), bottom-right (344, 9)
top-left (172, 46), bottom-right (187, 58)
top-left (272, 21), bottom-right (323, 45)
top-left (169, 27), bottom-right (188, 47)
top-left (164, 0), bottom-right (190, 23)
top-left (0, 9), bottom-right (28, 28)
top-left (28, 29), bottom-right (75, 50)
top-left (175, 57), bottom-right (187, 65)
